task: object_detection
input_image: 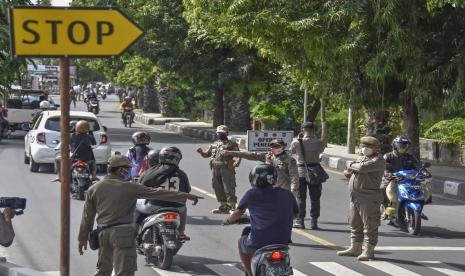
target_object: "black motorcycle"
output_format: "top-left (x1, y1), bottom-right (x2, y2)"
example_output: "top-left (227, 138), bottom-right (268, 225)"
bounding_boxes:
top-left (70, 160), bottom-right (92, 200)
top-left (87, 98), bottom-right (99, 115)
top-left (123, 107), bottom-right (134, 128)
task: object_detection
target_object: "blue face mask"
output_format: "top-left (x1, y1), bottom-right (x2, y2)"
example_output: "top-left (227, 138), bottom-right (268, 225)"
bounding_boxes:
top-left (121, 168), bottom-right (131, 181)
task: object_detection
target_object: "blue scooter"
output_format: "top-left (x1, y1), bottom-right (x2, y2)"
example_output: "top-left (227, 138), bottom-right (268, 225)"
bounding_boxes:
top-left (385, 163), bottom-right (431, 235)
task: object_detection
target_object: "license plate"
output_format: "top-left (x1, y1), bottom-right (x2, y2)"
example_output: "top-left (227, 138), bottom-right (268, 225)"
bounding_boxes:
top-left (161, 229), bottom-right (176, 235)
top-left (74, 173), bottom-right (89, 178)
top-left (266, 266), bottom-right (292, 276)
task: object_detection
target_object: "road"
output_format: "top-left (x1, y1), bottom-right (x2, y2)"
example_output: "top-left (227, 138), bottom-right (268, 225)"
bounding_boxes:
top-left (1, 95), bottom-right (465, 276)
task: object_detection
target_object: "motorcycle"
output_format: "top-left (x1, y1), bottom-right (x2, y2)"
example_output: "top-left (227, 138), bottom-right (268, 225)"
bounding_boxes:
top-left (135, 202), bottom-right (185, 270)
top-left (100, 91), bottom-right (107, 100)
top-left (123, 107), bottom-right (134, 128)
top-left (87, 98), bottom-right (99, 115)
top-left (228, 217), bottom-right (294, 276)
top-left (71, 160), bottom-right (92, 200)
top-left (384, 163), bottom-right (431, 235)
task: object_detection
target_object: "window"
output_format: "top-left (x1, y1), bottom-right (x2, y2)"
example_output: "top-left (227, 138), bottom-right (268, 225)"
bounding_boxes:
top-left (44, 117), bottom-right (100, 132)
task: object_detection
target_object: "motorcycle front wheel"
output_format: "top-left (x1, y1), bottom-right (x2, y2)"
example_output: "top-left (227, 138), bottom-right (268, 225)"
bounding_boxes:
top-left (404, 205), bottom-right (421, 235)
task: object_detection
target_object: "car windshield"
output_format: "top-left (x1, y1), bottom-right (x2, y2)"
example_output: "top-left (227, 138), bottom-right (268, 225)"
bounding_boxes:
top-left (44, 116), bottom-right (100, 132)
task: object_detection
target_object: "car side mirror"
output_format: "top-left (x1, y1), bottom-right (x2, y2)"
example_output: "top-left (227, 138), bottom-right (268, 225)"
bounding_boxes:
top-left (103, 126), bottom-right (108, 132)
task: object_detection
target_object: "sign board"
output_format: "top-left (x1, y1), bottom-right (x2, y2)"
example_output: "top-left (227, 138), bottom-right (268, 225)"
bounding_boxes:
top-left (27, 64), bottom-right (77, 77)
top-left (247, 130), bottom-right (294, 152)
top-left (9, 6), bottom-right (144, 57)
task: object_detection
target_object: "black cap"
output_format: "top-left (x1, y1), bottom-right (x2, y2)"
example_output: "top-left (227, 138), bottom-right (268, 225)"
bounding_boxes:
top-left (301, 121), bottom-right (316, 129)
top-left (270, 138), bottom-right (286, 147)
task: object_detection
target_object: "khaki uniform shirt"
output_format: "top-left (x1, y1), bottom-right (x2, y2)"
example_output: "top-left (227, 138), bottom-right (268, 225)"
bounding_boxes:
top-left (78, 174), bottom-right (188, 241)
top-left (204, 140), bottom-right (239, 167)
top-left (348, 155), bottom-right (385, 202)
top-left (290, 136), bottom-right (326, 177)
top-left (228, 151), bottom-right (299, 191)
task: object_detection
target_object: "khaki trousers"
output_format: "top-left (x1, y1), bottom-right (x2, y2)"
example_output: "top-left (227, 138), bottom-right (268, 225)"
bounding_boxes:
top-left (212, 165), bottom-right (237, 205)
top-left (349, 198), bottom-right (381, 246)
top-left (95, 225), bottom-right (137, 276)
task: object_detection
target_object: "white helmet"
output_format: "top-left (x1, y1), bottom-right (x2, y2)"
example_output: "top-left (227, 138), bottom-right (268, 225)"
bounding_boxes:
top-left (39, 100), bottom-right (51, 109)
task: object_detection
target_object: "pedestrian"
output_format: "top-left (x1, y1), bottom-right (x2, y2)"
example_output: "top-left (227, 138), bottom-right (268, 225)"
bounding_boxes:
top-left (78, 155), bottom-right (202, 276)
top-left (337, 136), bottom-right (385, 261)
top-left (70, 88), bottom-right (77, 108)
top-left (290, 122), bottom-right (327, 230)
top-left (196, 125), bottom-right (241, 214)
top-left (224, 138), bottom-right (299, 192)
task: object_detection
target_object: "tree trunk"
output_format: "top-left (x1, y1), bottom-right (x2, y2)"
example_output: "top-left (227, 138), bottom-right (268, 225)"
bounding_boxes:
top-left (347, 105), bottom-right (356, 154)
top-left (223, 87), bottom-right (232, 127)
top-left (364, 107), bottom-right (391, 154)
top-left (136, 88), bottom-right (144, 109)
top-left (320, 102), bottom-right (328, 145)
top-left (307, 98), bottom-right (321, 122)
top-left (157, 81), bottom-right (176, 117)
top-left (403, 96), bottom-right (420, 159)
top-left (231, 81), bottom-right (251, 131)
top-left (142, 79), bottom-right (159, 113)
top-left (213, 87), bottom-right (224, 127)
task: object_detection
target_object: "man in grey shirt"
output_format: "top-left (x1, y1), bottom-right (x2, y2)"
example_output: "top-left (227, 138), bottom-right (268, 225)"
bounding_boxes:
top-left (290, 122), bottom-right (327, 230)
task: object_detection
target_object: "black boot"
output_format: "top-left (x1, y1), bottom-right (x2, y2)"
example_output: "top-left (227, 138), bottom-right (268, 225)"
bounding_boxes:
top-left (311, 218), bottom-right (319, 230)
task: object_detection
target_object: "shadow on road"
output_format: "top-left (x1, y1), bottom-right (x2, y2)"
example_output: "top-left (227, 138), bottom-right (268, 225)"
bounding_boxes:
top-left (419, 226), bottom-right (465, 239)
top-left (187, 216), bottom-right (224, 226)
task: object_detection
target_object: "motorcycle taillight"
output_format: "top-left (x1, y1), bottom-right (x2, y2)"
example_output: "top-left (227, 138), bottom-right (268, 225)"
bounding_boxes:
top-left (270, 251), bottom-right (283, 261)
top-left (164, 213), bottom-right (178, 220)
top-left (75, 161), bottom-right (87, 167)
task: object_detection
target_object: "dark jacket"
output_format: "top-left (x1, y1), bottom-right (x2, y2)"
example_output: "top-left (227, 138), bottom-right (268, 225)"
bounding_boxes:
top-left (384, 151), bottom-right (421, 173)
top-left (139, 164), bottom-right (191, 208)
top-left (71, 132), bottom-right (96, 162)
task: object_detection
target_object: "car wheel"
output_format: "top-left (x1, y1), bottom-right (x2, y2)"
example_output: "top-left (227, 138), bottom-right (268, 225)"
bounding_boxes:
top-left (30, 157), bottom-right (40, 172)
top-left (24, 151), bottom-right (30, 164)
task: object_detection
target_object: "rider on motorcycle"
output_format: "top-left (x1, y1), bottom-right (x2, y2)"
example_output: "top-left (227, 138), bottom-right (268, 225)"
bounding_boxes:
top-left (137, 147), bottom-right (191, 240)
top-left (119, 96), bottom-right (135, 123)
top-left (126, 131), bottom-right (152, 180)
top-left (30, 100), bottom-right (51, 127)
top-left (223, 164), bottom-right (298, 276)
top-left (382, 136), bottom-right (432, 219)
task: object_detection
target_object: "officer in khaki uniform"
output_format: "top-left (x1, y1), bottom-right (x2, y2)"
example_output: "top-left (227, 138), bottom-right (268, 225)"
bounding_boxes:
top-left (338, 136), bottom-right (385, 261)
top-left (197, 125), bottom-right (241, 214)
top-left (78, 155), bottom-right (201, 276)
top-left (224, 138), bottom-right (299, 192)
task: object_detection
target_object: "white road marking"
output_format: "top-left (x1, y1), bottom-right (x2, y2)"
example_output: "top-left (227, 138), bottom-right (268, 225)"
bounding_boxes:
top-left (153, 265), bottom-right (191, 276)
top-left (309, 262), bottom-right (363, 276)
top-left (205, 263), bottom-right (244, 275)
top-left (418, 261), bottom-right (465, 276)
top-left (362, 261), bottom-right (422, 276)
top-left (292, 268), bottom-right (308, 276)
top-left (377, 246), bottom-right (465, 251)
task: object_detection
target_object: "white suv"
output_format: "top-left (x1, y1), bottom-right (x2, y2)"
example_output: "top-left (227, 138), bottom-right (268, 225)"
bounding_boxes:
top-left (24, 111), bottom-right (111, 172)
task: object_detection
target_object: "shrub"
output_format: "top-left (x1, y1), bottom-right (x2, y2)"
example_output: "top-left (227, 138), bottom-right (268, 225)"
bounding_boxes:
top-left (424, 118), bottom-right (465, 144)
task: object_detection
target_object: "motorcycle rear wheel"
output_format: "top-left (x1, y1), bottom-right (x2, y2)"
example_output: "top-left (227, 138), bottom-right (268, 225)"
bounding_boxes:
top-left (404, 205), bottom-right (421, 235)
top-left (155, 243), bottom-right (175, 270)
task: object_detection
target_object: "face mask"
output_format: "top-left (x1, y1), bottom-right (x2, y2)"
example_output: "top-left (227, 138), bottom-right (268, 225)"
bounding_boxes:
top-left (121, 168), bottom-right (131, 181)
top-left (397, 148), bottom-right (407, 154)
top-left (217, 133), bottom-right (228, 141)
top-left (271, 147), bottom-right (284, 156)
top-left (361, 147), bottom-right (374, 156)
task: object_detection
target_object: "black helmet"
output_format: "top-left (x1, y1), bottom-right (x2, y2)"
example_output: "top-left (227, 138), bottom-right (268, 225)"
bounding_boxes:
top-left (131, 131), bottom-right (151, 145)
top-left (392, 136), bottom-right (410, 153)
top-left (249, 164), bottom-right (277, 187)
top-left (69, 120), bottom-right (78, 132)
top-left (147, 149), bottom-right (160, 167)
top-left (159, 146), bottom-right (182, 165)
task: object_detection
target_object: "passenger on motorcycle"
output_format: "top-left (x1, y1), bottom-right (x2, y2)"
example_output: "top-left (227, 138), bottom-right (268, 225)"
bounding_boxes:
top-left (223, 164), bottom-right (298, 276)
top-left (136, 147), bottom-right (191, 240)
top-left (138, 149), bottom-right (160, 177)
top-left (382, 136), bottom-right (432, 220)
top-left (126, 131), bottom-right (152, 180)
top-left (52, 120), bottom-right (98, 182)
top-left (120, 96), bottom-right (135, 122)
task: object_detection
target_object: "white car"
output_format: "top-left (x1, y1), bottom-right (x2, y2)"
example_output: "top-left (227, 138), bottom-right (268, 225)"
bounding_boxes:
top-left (24, 111), bottom-right (111, 172)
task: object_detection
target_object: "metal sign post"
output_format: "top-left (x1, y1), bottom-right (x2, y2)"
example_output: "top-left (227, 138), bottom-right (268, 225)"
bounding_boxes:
top-left (59, 57), bottom-right (70, 276)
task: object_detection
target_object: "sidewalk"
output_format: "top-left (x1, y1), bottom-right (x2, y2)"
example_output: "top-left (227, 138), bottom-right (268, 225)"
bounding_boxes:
top-left (162, 121), bottom-right (465, 202)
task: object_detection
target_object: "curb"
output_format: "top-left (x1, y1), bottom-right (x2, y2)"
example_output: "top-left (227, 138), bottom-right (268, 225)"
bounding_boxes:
top-left (162, 121), bottom-right (465, 202)
top-left (320, 153), bottom-right (465, 202)
top-left (134, 112), bottom-right (190, 126)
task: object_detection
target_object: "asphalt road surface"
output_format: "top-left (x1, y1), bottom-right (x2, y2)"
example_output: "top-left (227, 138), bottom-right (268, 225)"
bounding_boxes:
top-left (1, 95), bottom-right (465, 276)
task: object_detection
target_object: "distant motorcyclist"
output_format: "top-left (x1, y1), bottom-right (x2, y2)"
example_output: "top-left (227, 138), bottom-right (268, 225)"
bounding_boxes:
top-left (120, 96), bottom-right (135, 123)
top-left (223, 164), bottom-right (298, 276)
top-left (0, 102), bottom-right (8, 132)
top-left (127, 131), bottom-right (152, 180)
top-left (137, 147), bottom-right (191, 240)
top-left (382, 136), bottom-right (432, 220)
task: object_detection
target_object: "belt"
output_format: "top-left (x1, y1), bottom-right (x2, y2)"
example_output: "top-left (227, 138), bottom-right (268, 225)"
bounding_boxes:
top-left (97, 222), bottom-right (131, 231)
top-left (297, 163), bottom-right (319, 167)
top-left (212, 160), bottom-right (229, 166)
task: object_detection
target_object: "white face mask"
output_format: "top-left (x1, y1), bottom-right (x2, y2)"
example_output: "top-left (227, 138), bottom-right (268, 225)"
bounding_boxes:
top-left (361, 147), bottom-right (374, 156)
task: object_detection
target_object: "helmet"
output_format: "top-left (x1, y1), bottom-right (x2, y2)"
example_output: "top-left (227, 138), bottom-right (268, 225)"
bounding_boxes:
top-left (39, 100), bottom-right (51, 109)
top-left (147, 149), bottom-right (161, 167)
top-left (392, 136), bottom-right (410, 153)
top-left (131, 131), bottom-right (151, 145)
top-left (270, 138), bottom-right (286, 148)
top-left (124, 96), bottom-right (132, 102)
top-left (159, 146), bottom-right (182, 165)
top-left (69, 120), bottom-right (78, 132)
top-left (249, 164), bottom-right (277, 187)
top-left (75, 120), bottom-right (89, 134)
top-left (216, 125), bottom-right (229, 133)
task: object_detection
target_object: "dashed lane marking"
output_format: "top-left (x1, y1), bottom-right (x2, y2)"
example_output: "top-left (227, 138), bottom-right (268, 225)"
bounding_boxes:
top-left (309, 262), bottom-right (363, 276)
top-left (153, 265), bottom-right (191, 276)
top-left (205, 263), bottom-right (244, 275)
top-left (362, 261), bottom-right (422, 276)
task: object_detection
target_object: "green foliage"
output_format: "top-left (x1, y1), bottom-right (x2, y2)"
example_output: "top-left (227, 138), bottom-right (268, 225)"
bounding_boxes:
top-left (424, 118), bottom-right (465, 144)
top-left (250, 102), bottom-right (285, 121)
top-left (115, 55), bottom-right (155, 88)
